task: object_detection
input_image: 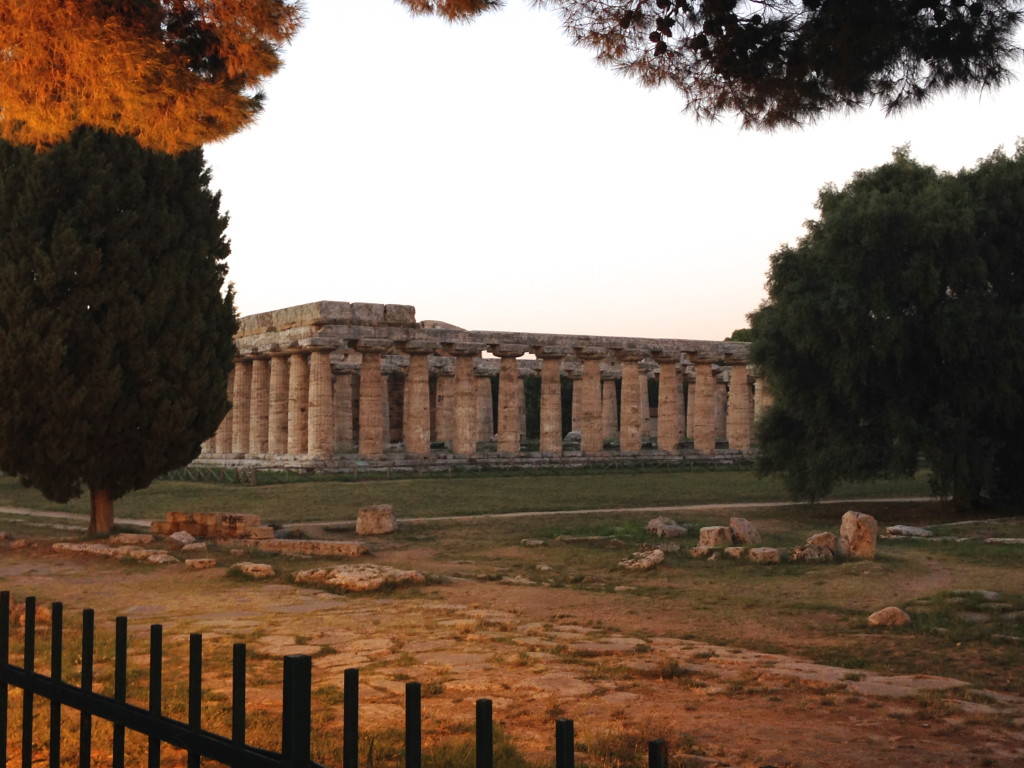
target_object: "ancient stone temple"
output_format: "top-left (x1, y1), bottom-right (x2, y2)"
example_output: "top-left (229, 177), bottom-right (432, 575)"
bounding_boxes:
top-left (196, 301), bottom-right (769, 472)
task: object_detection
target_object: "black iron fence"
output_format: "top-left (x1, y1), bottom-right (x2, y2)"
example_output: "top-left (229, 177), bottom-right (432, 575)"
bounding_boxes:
top-left (0, 591), bottom-right (672, 768)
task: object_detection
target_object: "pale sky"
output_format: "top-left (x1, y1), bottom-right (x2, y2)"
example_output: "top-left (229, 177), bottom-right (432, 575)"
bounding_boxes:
top-left (204, 0), bottom-right (1024, 341)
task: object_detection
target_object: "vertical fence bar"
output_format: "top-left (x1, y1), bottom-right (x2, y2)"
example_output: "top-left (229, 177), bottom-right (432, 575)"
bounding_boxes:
top-left (187, 634), bottom-right (202, 768)
top-left (148, 624), bottom-right (163, 768)
top-left (475, 699), bottom-right (493, 768)
top-left (281, 655), bottom-right (312, 768)
top-left (343, 667), bottom-right (359, 768)
top-left (555, 719), bottom-right (574, 768)
top-left (113, 617), bottom-right (128, 768)
top-left (78, 609), bottom-right (94, 768)
top-left (21, 596), bottom-right (35, 768)
top-left (0, 591), bottom-right (8, 768)
top-left (48, 602), bottom-right (63, 768)
top-left (231, 643), bottom-right (246, 752)
top-left (647, 739), bottom-right (668, 768)
top-left (405, 682), bottom-right (421, 768)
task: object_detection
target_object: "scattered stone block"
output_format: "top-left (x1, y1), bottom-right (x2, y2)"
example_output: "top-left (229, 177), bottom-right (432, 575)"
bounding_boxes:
top-left (729, 517), bottom-right (761, 545)
top-left (839, 511), bottom-right (878, 560)
top-left (253, 539), bottom-right (369, 557)
top-left (185, 558), bottom-right (217, 570)
top-left (642, 541), bottom-right (680, 553)
top-left (521, 539), bottom-right (546, 547)
top-left (698, 526), bottom-right (733, 547)
top-left (886, 525), bottom-right (934, 538)
top-left (951, 589), bottom-right (1001, 601)
top-left (618, 549), bottom-right (665, 571)
top-left (182, 542), bottom-right (208, 552)
top-left (11, 539), bottom-right (28, 549)
top-left (356, 504), bottom-right (398, 535)
top-left (867, 606), bottom-right (912, 627)
top-left (985, 538), bottom-right (1024, 545)
top-left (790, 544), bottom-right (834, 563)
top-left (293, 564), bottom-right (425, 592)
top-left (646, 517), bottom-right (687, 538)
top-left (146, 553), bottom-right (180, 564)
top-left (108, 533), bottom-right (153, 546)
top-left (10, 601), bottom-right (52, 626)
top-left (748, 547), bottom-right (781, 564)
top-left (167, 531), bottom-right (196, 548)
top-left (688, 546), bottom-right (713, 558)
top-left (231, 562), bottom-right (276, 579)
top-left (0, 532), bottom-right (11, 541)
top-left (724, 547), bottom-right (746, 559)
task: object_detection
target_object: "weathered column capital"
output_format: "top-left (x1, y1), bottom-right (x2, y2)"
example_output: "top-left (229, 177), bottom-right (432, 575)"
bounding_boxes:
top-left (615, 349), bottom-right (648, 363)
top-left (650, 346), bottom-right (681, 364)
top-left (355, 338), bottom-right (393, 355)
top-left (489, 343), bottom-right (529, 359)
top-left (573, 346), bottom-right (607, 360)
top-left (397, 339), bottom-right (439, 355)
top-left (444, 342), bottom-right (486, 357)
top-left (534, 345), bottom-right (570, 360)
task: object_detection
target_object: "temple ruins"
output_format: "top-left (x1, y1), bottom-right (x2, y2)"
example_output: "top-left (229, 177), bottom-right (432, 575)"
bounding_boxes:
top-left (196, 301), bottom-right (769, 472)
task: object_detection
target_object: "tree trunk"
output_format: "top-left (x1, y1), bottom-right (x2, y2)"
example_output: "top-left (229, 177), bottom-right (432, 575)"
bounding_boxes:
top-left (89, 486), bottom-right (114, 536)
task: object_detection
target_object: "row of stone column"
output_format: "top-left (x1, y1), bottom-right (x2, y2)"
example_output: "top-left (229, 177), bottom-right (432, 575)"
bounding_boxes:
top-left (205, 344), bottom-right (768, 460)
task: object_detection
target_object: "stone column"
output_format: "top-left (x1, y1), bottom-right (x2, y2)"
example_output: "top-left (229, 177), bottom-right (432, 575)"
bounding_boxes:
top-left (494, 345), bottom-right (527, 456)
top-left (268, 354), bottom-right (289, 454)
top-left (617, 351), bottom-right (645, 452)
top-left (450, 344), bottom-right (483, 456)
top-left (434, 367), bottom-right (455, 445)
top-left (715, 370), bottom-right (728, 442)
top-left (602, 374), bottom-right (619, 444)
top-left (537, 347), bottom-right (567, 455)
top-left (692, 358), bottom-right (717, 454)
top-left (640, 362), bottom-right (656, 439)
top-left (569, 370), bottom-right (582, 432)
top-left (403, 342), bottom-right (434, 456)
top-left (356, 339), bottom-right (391, 457)
top-left (287, 352), bottom-right (309, 455)
top-left (654, 353), bottom-right (680, 452)
top-left (248, 356), bottom-right (270, 454)
top-left (475, 375), bottom-right (494, 443)
top-left (333, 364), bottom-right (357, 453)
top-left (214, 367), bottom-right (234, 454)
top-left (753, 373), bottom-right (774, 420)
top-left (577, 348), bottom-right (605, 455)
top-left (726, 363), bottom-right (754, 453)
top-left (685, 369), bottom-right (696, 440)
top-left (308, 348), bottom-right (335, 457)
top-left (231, 359), bottom-right (252, 455)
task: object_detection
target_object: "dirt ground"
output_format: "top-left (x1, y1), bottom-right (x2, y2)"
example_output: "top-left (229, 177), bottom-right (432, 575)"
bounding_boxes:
top-left (2, 505), bottom-right (1024, 768)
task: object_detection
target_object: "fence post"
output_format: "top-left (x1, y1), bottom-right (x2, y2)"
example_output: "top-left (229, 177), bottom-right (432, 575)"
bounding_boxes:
top-left (188, 633), bottom-right (203, 768)
top-left (344, 667), bottom-right (359, 768)
top-left (79, 608), bottom-right (94, 768)
top-left (647, 739), bottom-right (668, 768)
top-left (0, 591), bottom-right (7, 768)
top-left (49, 602), bottom-right (63, 768)
top-left (232, 643), bottom-right (247, 751)
top-left (475, 699), bottom-right (493, 768)
top-left (405, 682), bottom-right (421, 768)
top-left (113, 616), bottom-right (128, 768)
top-left (555, 719), bottom-right (574, 768)
top-left (22, 596), bottom-right (34, 768)
top-left (148, 624), bottom-right (163, 768)
top-left (282, 654), bottom-right (312, 768)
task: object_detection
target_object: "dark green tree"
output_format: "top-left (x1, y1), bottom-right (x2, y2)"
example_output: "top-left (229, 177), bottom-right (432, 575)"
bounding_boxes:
top-left (749, 144), bottom-right (1024, 509)
top-left (0, 128), bottom-right (238, 534)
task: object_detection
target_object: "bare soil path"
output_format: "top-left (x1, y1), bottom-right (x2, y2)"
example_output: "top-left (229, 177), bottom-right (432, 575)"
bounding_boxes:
top-left (2, 529), bottom-right (1022, 768)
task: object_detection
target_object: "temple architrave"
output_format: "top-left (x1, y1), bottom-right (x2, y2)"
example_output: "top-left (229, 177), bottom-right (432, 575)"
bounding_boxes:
top-left (195, 301), bottom-right (771, 472)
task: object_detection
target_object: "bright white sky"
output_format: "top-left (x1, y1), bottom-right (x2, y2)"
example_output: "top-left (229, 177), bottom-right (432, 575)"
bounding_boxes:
top-left (204, 0), bottom-right (1024, 341)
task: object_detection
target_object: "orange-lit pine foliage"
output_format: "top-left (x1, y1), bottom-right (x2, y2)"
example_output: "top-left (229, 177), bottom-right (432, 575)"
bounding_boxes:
top-left (0, 0), bottom-right (302, 153)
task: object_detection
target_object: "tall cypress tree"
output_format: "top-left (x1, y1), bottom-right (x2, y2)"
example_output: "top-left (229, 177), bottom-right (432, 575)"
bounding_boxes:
top-left (0, 128), bottom-right (237, 534)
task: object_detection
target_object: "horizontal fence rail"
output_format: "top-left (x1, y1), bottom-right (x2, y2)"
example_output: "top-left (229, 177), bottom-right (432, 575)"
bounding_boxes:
top-left (1, 592), bottom-right (676, 768)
